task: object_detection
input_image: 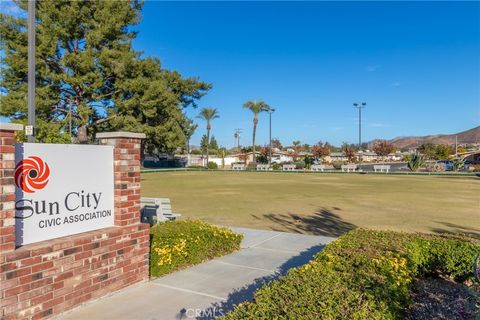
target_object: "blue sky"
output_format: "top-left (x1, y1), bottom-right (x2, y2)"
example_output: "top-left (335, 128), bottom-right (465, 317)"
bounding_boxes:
top-left (2, 1), bottom-right (479, 147)
top-left (134, 1), bottom-right (479, 147)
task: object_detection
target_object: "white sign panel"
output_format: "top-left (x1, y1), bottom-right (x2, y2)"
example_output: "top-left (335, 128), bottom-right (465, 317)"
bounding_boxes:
top-left (14, 143), bottom-right (114, 246)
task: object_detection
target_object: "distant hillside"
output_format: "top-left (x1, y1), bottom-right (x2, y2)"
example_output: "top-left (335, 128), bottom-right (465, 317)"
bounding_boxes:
top-left (371, 126), bottom-right (480, 149)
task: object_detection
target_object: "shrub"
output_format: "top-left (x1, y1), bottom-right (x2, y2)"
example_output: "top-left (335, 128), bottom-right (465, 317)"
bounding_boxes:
top-left (465, 164), bottom-right (480, 172)
top-left (150, 220), bottom-right (243, 277)
top-left (426, 162), bottom-right (445, 172)
top-left (272, 163), bottom-right (282, 170)
top-left (452, 159), bottom-right (465, 172)
top-left (246, 162), bottom-right (257, 170)
top-left (332, 161), bottom-right (344, 170)
top-left (222, 230), bottom-right (479, 320)
top-left (207, 161), bottom-right (218, 169)
top-left (187, 165), bottom-right (206, 169)
top-left (256, 154), bottom-right (268, 164)
top-left (407, 153), bottom-right (425, 172)
top-left (304, 156), bottom-right (314, 169)
top-left (190, 149), bottom-right (202, 155)
top-left (294, 161), bottom-right (305, 169)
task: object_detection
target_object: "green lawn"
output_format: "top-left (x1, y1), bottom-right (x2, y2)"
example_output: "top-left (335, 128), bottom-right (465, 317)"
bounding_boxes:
top-left (141, 171), bottom-right (480, 237)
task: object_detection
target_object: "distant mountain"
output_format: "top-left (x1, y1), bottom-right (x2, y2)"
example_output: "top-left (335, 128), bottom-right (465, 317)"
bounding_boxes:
top-left (370, 126), bottom-right (480, 149)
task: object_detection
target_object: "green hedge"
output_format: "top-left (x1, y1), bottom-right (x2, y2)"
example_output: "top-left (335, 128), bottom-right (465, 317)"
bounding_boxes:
top-left (222, 229), bottom-right (479, 319)
top-left (150, 220), bottom-right (243, 277)
top-left (207, 162), bottom-right (218, 169)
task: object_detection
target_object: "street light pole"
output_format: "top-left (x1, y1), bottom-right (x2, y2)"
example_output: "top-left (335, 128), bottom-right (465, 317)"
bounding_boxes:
top-left (353, 102), bottom-right (366, 151)
top-left (268, 108), bottom-right (275, 166)
top-left (27, 0), bottom-right (36, 142)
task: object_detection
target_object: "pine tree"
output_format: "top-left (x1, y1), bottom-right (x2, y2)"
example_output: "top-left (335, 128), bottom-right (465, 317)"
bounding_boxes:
top-left (200, 134), bottom-right (209, 155)
top-left (209, 135), bottom-right (219, 150)
top-left (0, 1), bottom-right (210, 153)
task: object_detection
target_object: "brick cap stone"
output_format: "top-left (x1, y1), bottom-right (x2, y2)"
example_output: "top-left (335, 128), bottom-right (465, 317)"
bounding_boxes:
top-left (96, 131), bottom-right (146, 139)
top-left (0, 122), bottom-right (23, 131)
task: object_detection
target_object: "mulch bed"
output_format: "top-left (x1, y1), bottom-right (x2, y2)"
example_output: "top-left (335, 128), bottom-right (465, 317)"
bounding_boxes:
top-left (405, 276), bottom-right (479, 320)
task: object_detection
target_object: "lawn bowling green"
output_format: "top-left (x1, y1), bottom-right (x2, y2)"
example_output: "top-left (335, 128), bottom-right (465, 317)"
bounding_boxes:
top-left (142, 171), bottom-right (480, 237)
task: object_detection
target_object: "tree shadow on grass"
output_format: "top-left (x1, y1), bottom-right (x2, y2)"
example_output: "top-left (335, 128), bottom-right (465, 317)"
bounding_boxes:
top-left (431, 221), bottom-right (480, 239)
top-left (251, 207), bottom-right (356, 237)
top-left (193, 244), bottom-right (326, 320)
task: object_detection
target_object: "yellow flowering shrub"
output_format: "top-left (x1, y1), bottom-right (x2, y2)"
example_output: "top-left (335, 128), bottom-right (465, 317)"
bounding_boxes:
top-left (223, 229), bottom-right (480, 320)
top-left (150, 220), bottom-right (243, 277)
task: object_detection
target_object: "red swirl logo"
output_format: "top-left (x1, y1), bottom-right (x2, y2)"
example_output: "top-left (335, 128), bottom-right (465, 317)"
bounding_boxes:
top-left (14, 156), bottom-right (50, 193)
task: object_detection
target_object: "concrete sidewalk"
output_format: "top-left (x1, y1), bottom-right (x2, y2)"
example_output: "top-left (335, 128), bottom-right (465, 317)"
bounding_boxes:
top-left (59, 227), bottom-right (335, 320)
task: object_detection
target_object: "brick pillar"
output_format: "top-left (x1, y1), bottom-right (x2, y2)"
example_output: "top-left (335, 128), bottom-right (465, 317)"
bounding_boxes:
top-left (0, 129), bottom-right (149, 320)
top-left (96, 132), bottom-right (145, 227)
top-left (0, 123), bottom-right (23, 252)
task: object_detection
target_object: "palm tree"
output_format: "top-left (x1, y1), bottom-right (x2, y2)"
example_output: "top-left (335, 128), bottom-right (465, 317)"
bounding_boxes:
top-left (292, 140), bottom-right (301, 151)
top-left (243, 100), bottom-right (270, 163)
top-left (217, 147), bottom-right (228, 169)
top-left (291, 140), bottom-right (302, 161)
top-left (197, 108), bottom-right (219, 166)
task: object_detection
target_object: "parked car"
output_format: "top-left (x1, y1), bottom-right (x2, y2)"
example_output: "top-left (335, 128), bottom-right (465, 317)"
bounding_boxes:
top-left (436, 160), bottom-right (454, 171)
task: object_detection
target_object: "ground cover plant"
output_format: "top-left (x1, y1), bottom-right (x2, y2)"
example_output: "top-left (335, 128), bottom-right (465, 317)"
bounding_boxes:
top-left (141, 171), bottom-right (480, 236)
top-left (150, 220), bottom-right (243, 277)
top-left (222, 229), bottom-right (480, 319)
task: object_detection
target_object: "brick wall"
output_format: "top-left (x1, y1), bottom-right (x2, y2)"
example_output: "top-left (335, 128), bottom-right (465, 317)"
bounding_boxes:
top-left (0, 127), bottom-right (150, 319)
top-left (0, 124), bottom-right (18, 254)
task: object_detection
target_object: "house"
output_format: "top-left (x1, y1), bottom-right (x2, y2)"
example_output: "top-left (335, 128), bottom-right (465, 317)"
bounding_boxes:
top-left (324, 152), bottom-right (348, 162)
top-left (230, 151), bottom-right (294, 165)
top-left (323, 150), bottom-right (404, 163)
top-left (387, 151), bottom-right (403, 161)
top-left (358, 151), bottom-right (377, 162)
top-left (180, 154), bottom-right (238, 167)
top-left (183, 154), bottom-right (204, 166)
top-left (272, 151), bottom-right (295, 163)
top-left (208, 156), bottom-right (238, 167)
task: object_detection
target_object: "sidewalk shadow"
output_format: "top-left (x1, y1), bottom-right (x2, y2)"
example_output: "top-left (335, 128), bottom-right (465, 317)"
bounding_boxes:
top-left (192, 244), bottom-right (326, 320)
top-left (431, 221), bottom-right (480, 239)
top-left (252, 207), bottom-right (356, 237)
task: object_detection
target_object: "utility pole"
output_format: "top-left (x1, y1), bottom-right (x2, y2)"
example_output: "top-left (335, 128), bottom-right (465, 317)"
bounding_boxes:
top-left (268, 108), bottom-right (275, 165)
top-left (455, 135), bottom-right (458, 157)
top-left (234, 128), bottom-right (242, 150)
top-left (27, 0), bottom-right (36, 142)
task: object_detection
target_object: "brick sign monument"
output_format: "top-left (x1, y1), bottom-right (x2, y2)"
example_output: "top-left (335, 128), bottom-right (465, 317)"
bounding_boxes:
top-left (1, 123), bottom-right (150, 319)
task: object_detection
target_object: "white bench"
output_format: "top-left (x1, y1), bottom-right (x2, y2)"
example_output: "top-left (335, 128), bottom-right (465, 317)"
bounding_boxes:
top-left (311, 164), bottom-right (326, 172)
top-left (373, 165), bottom-right (391, 173)
top-left (232, 163), bottom-right (246, 171)
top-left (256, 164), bottom-right (271, 171)
top-left (282, 164), bottom-right (296, 171)
top-left (140, 197), bottom-right (181, 225)
top-left (341, 164), bottom-right (357, 172)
